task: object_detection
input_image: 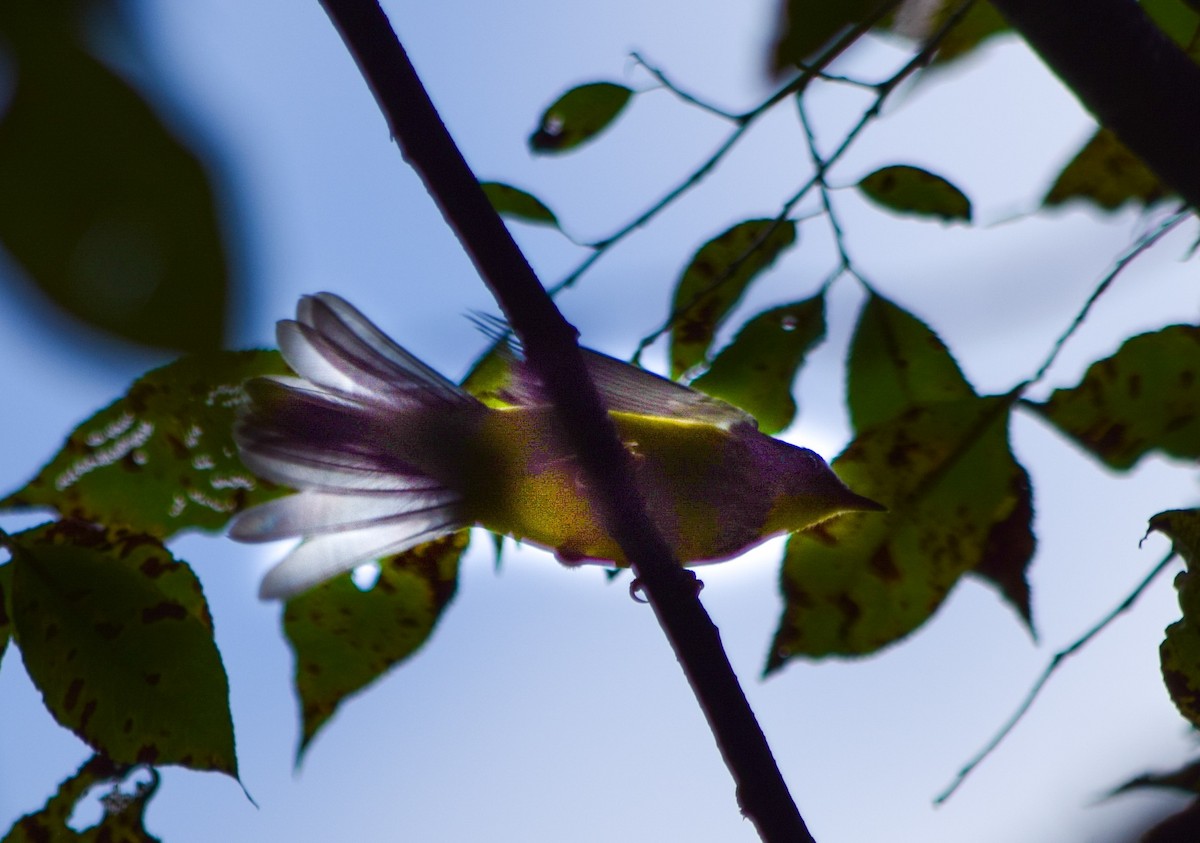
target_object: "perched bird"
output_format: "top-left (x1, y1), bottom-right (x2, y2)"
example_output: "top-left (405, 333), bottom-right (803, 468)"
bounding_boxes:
top-left (230, 293), bottom-right (883, 599)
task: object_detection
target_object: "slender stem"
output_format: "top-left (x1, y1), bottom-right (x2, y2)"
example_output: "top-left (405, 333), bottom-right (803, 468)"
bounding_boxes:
top-left (934, 551), bottom-right (1179, 804)
top-left (317, 2), bottom-right (815, 839)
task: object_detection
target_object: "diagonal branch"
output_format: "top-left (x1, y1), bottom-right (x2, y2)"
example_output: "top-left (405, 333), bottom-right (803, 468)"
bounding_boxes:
top-left (316, 1), bottom-right (815, 840)
top-left (991, 0), bottom-right (1200, 210)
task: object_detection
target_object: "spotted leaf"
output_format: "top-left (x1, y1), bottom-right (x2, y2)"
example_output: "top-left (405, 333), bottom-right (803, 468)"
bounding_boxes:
top-left (1148, 509), bottom-right (1200, 729)
top-left (1028, 325), bottom-right (1200, 470)
top-left (9, 522), bottom-right (236, 775)
top-left (858, 165), bottom-right (972, 222)
top-left (768, 395), bottom-right (1026, 666)
top-left (284, 531), bottom-right (466, 760)
top-left (669, 219), bottom-right (798, 378)
top-left (1, 350), bottom-right (291, 537)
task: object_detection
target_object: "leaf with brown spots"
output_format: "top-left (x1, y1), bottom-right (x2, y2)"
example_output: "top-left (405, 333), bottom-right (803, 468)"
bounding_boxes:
top-left (0, 350), bottom-right (291, 537)
top-left (690, 294), bottom-right (826, 434)
top-left (768, 394), bottom-right (1028, 667)
top-left (1147, 509), bottom-right (1200, 729)
top-left (284, 531), bottom-right (467, 760)
top-left (1028, 325), bottom-right (1200, 470)
top-left (528, 82), bottom-right (633, 153)
top-left (669, 219), bottom-right (798, 379)
top-left (2, 755), bottom-right (161, 843)
top-left (858, 165), bottom-right (972, 222)
top-left (8, 522), bottom-right (236, 776)
top-left (969, 462), bottom-right (1036, 633)
top-left (848, 292), bottom-right (975, 432)
top-left (1043, 128), bottom-right (1170, 210)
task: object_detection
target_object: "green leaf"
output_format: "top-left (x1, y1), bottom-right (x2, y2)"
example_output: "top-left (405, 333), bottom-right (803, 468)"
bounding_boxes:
top-left (847, 293), bottom-right (975, 432)
top-left (2, 755), bottom-right (161, 843)
top-left (770, 0), bottom-right (879, 73)
top-left (528, 82), bottom-right (633, 153)
top-left (857, 165), bottom-right (972, 222)
top-left (480, 181), bottom-right (560, 229)
top-left (0, 3), bottom-right (228, 352)
top-left (1148, 509), bottom-right (1200, 729)
top-left (0, 562), bottom-right (10, 665)
top-left (1142, 0), bottom-right (1200, 60)
top-left (768, 395), bottom-right (1026, 667)
top-left (9, 522), bottom-right (237, 775)
top-left (970, 463), bottom-right (1036, 631)
top-left (284, 531), bottom-right (466, 758)
top-left (669, 219), bottom-right (798, 379)
top-left (2, 350), bottom-right (291, 537)
top-left (1028, 325), bottom-right (1200, 470)
top-left (690, 294), bottom-right (826, 434)
top-left (1043, 128), bottom-right (1170, 210)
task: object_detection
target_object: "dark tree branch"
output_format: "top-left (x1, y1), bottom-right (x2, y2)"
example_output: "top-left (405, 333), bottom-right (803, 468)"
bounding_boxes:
top-left (990, 0), bottom-right (1200, 210)
top-left (316, 1), bottom-right (814, 840)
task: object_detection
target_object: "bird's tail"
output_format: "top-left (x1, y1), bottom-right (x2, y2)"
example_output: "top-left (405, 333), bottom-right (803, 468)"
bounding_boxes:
top-left (230, 293), bottom-right (480, 600)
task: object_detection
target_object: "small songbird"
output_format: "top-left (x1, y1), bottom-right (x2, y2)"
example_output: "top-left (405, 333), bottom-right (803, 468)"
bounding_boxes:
top-left (230, 294), bottom-right (883, 599)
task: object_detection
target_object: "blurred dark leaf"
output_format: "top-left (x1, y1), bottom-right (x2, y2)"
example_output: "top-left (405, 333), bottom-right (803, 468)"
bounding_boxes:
top-left (858, 165), bottom-right (972, 222)
top-left (691, 294), bottom-right (826, 434)
top-left (884, 0), bottom-right (1010, 65)
top-left (847, 292), bottom-right (974, 432)
top-left (284, 531), bottom-right (466, 759)
top-left (9, 521), bottom-right (236, 776)
top-left (528, 82), bottom-right (633, 153)
top-left (1113, 757), bottom-right (1200, 796)
top-left (480, 181), bottom-right (561, 229)
top-left (971, 462), bottom-right (1036, 632)
top-left (1044, 128), bottom-right (1170, 210)
top-left (770, 0), bottom-right (879, 73)
top-left (669, 219), bottom-right (798, 378)
top-left (1, 755), bottom-right (160, 843)
top-left (1143, 0), bottom-right (1200, 59)
top-left (0, 562), bottom-right (10, 665)
top-left (0, 0), bottom-right (230, 351)
top-left (1, 350), bottom-right (291, 537)
top-left (1148, 509), bottom-right (1200, 729)
top-left (768, 396), bottom-right (1025, 667)
top-left (1141, 798), bottom-right (1200, 843)
top-left (1028, 326), bottom-right (1200, 470)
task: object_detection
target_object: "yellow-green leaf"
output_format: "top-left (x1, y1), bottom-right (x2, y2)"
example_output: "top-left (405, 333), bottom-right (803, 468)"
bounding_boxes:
top-left (0, 1), bottom-right (228, 352)
top-left (1043, 128), bottom-right (1170, 210)
top-left (480, 181), bottom-right (560, 229)
top-left (1, 350), bottom-right (291, 537)
top-left (284, 531), bottom-right (467, 759)
top-left (2, 755), bottom-right (161, 843)
top-left (1028, 325), bottom-right (1200, 470)
top-left (768, 395), bottom-right (1024, 667)
top-left (669, 219), bottom-right (798, 378)
top-left (847, 293), bottom-right (974, 432)
top-left (858, 165), bottom-right (972, 222)
top-left (528, 82), bottom-right (633, 153)
top-left (691, 295), bottom-right (826, 434)
top-left (9, 522), bottom-right (236, 775)
top-left (1148, 509), bottom-right (1200, 728)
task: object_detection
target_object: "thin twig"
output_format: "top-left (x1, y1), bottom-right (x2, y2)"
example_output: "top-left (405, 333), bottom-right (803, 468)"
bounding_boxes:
top-left (935, 551), bottom-right (1179, 805)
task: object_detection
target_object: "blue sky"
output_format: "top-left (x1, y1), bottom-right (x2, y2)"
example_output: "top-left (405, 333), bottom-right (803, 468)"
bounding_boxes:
top-left (2, 1), bottom-right (1199, 840)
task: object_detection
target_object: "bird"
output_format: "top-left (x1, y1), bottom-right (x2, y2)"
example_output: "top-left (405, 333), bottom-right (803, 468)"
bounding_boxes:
top-left (229, 293), bottom-right (883, 599)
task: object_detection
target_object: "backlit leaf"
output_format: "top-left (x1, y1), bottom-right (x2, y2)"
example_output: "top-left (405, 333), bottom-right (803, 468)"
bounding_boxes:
top-left (285, 531), bottom-right (466, 759)
top-left (885, 1), bottom-right (1010, 66)
top-left (480, 181), bottom-right (560, 229)
top-left (1, 351), bottom-right (291, 537)
top-left (528, 82), bottom-right (633, 153)
top-left (847, 292), bottom-right (974, 432)
top-left (1044, 128), bottom-right (1169, 210)
top-left (1147, 509), bottom-right (1200, 728)
top-left (669, 219), bottom-right (798, 378)
top-left (970, 462), bottom-right (1036, 631)
top-left (0, 2), bottom-right (228, 351)
top-left (9, 522), bottom-right (236, 775)
top-left (768, 395), bottom-right (1025, 666)
top-left (858, 165), bottom-right (972, 222)
top-left (1028, 325), bottom-right (1200, 470)
top-left (2, 755), bottom-right (160, 843)
top-left (691, 294), bottom-right (826, 434)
